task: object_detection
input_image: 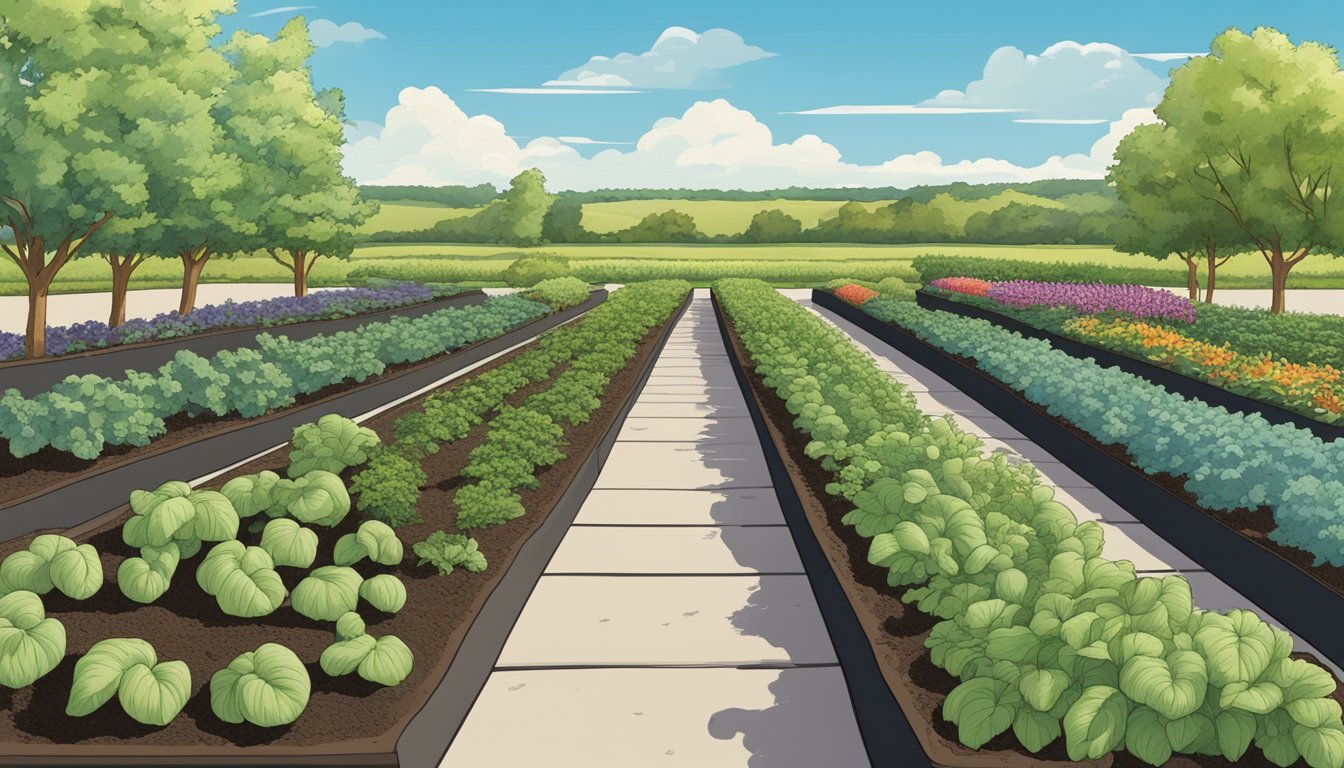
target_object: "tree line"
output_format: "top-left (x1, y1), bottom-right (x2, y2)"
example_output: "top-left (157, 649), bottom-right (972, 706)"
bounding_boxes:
top-left (0, 3), bottom-right (372, 358)
top-left (1110, 27), bottom-right (1344, 314)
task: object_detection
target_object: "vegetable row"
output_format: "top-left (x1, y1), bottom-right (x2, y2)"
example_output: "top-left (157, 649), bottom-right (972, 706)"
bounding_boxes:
top-left (0, 295), bottom-right (550, 460)
top-left (351, 258), bottom-right (918, 286)
top-left (0, 281), bottom-right (463, 361)
top-left (352, 280), bottom-right (691, 540)
top-left (716, 278), bottom-right (1344, 768)
top-left (0, 413), bottom-right (460, 729)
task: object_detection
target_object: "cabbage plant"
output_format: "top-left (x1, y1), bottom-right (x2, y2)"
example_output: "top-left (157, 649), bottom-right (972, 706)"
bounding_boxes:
top-left (0, 590), bottom-right (65, 688)
top-left (358, 574), bottom-right (407, 614)
top-left (221, 469), bottom-right (350, 527)
top-left (291, 566), bottom-right (362, 621)
top-left (117, 543), bottom-right (181, 604)
top-left (333, 520), bottom-right (403, 567)
top-left (210, 643), bottom-right (310, 727)
top-left (287, 414), bottom-right (379, 477)
top-left (66, 638), bottom-right (190, 726)
top-left (319, 611), bottom-right (414, 687)
top-left (259, 519), bottom-right (319, 569)
top-left (0, 534), bottom-right (102, 600)
top-left (122, 481), bottom-right (239, 557)
top-left (196, 541), bottom-right (287, 617)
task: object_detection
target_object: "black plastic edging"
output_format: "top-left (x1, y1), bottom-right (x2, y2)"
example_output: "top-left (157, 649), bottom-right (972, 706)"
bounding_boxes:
top-left (0, 291), bottom-right (491, 396)
top-left (814, 289), bottom-right (1344, 670)
top-left (915, 289), bottom-right (1343, 442)
top-left (711, 292), bottom-right (933, 768)
top-left (0, 292), bottom-right (607, 545)
top-left (395, 291), bottom-right (694, 768)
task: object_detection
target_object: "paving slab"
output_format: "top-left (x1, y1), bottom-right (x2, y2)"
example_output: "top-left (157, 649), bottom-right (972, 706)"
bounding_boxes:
top-left (647, 371), bottom-right (742, 387)
top-left (641, 384), bottom-right (742, 394)
top-left (442, 667), bottom-right (870, 768)
top-left (628, 401), bottom-right (751, 419)
top-left (573, 489), bottom-right (787, 526)
top-left (545, 526), bottom-right (805, 574)
top-left (595, 442), bottom-right (772, 489)
top-left (636, 391), bottom-right (749, 407)
top-left (616, 416), bottom-right (758, 443)
top-left (496, 575), bottom-right (835, 667)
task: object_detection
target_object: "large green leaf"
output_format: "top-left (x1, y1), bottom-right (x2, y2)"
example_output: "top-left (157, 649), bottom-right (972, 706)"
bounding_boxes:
top-left (358, 636), bottom-right (414, 687)
top-left (359, 574), bottom-right (407, 614)
top-left (1125, 706), bottom-right (1172, 767)
top-left (1256, 709), bottom-right (1302, 767)
top-left (117, 660), bottom-right (191, 727)
top-left (1013, 707), bottom-right (1061, 753)
top-left (281, 471), bottom-right (350, 527)
top-left (942, 677), bottom-right (1019, 749)
top-left (334, 520), bottom-right (404, 567)
top-left (1064, 685), bottom-right (1129, 760)
top-left (319, 635), bottom-right (376, 677)
top-left (259, 519), bottom-right (318, 569)
top-left (291, 566), bottom-right (362, 621)
top-left (1215, 709), bottom-right (1257, 762)
top-left (210, 643), bottom-right (310, 727)
top-left (187, 490), bottom-right (239, 542)
top-left (220, 471), bottom-right (281, 519)
top-left (1194, 609), bottom-right (1279, 687)
top-left (49, 544), bottom-right (103, 600)
top-left (66, 638), bottom-right (156, 717)
top-left (196, 542), bottom-right (286, 617)
top-left (1220, 680), bottom-right (1285, 714)
top-left (1019, 668), bottom-right (1070, 713)
top-left (1273, 658), bottom-right (1338, 704)
top-left (0, 591), bottom-right (66, 689)
top-left (1119, 650), bottom-right (1208, 720)
top-left (116, 544), bottom-right (179, 604)
top-left (1292, 724), bottom-right (1344, 768)
top-left (0, 550), bottom-right (53, 595)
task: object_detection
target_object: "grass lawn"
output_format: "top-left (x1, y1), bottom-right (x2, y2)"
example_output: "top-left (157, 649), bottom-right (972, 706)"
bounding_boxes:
top-left (357, 201), bottom-right (478, 234)
top-left (578, 199), bottom-right (893, 235)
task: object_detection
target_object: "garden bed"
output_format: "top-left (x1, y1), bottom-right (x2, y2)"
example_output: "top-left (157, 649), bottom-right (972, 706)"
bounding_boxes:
top-left (0, 290), bottom-right (687, 766)
top-left (816, 288), bottom-right (1344, 672)
top-left (0, 293), bottom-right (603, 542)
top-left (914, 289), bottom-right (1343, 441)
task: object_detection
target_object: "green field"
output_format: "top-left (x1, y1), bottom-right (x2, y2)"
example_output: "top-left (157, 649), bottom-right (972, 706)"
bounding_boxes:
top-left (357, 201), bottom-right (477, 234)
top-left (578, 199), bottom-right (893, 236)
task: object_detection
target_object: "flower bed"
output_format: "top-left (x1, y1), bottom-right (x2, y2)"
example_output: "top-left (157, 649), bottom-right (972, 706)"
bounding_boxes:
top-left (928, 277), bottom-right (992, 296)
top-left (0, 282), bottom-right (463, 361)
top-left (834, 283), bottom-right (881, 306)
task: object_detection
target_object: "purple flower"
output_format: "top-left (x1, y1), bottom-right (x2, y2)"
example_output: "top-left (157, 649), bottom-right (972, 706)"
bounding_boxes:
top-left (986, 280), bottom-right (1196, 323)
top-left (2, 282), bottom-right (452, 361)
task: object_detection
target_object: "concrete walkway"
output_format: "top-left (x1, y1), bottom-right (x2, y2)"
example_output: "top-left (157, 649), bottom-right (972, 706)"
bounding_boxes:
top-left (792, 293), bottom-right (1343, 677)
top-left (443, 290), bottom-right (870, 768)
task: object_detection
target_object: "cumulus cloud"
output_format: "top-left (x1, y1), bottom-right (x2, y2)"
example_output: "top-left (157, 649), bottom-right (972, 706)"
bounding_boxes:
top-left (309, 19), bottom-right (386, 47)
top-left (343, 87), bottom-right (1154, 191)
top-left (795, 41), bottom-right (1165, 120)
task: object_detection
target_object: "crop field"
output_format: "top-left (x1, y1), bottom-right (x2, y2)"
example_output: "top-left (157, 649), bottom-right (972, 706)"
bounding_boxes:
top-left (355, 200), bottom-right (478, 234)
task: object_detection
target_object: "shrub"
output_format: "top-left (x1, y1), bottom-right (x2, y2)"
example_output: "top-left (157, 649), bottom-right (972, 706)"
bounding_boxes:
top-left (0, 535), bottom-right (102, 600)
top-left (526, 276), bottom-right (590, 309)
top-left (66, 638), bottom-right (190, 726)
top-left (319, 612), bottom-right (414, 687)
top-left (413, 531), bottom-right (487, 575)
top-left (502, 254), bottom-right (570, 287)
top-left (833, 283), bottom-right (881, 306)
top-left (196, 541), bottom-right (287, 618)
top-left (0, 591), bottom-right (65, 689)
top-left (210, 644), bottom-right (310, 727)
top-left (877, 277), bottom-right (917, 300)
top-left (287, 414), bottom-right (379, 477)
top-left (334, 520), bottom-right (404, 567)
top-left (822, 277), bottom-right (880, 291)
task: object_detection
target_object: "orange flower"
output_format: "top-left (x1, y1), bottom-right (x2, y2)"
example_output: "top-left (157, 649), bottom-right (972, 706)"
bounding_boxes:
top-left (835, 284), bottom-right (881, 306)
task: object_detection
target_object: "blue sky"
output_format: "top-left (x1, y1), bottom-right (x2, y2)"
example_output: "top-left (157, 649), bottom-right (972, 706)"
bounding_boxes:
top-left (227, 0), bottom-right (1344, 190)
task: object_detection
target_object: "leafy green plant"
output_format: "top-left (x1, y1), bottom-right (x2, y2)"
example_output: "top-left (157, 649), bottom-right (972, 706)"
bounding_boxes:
top-left (122, 481), bottom-right (239, 557)
top-left (117, 543), bottom-right (181, 604)
top-left (525, 276), bottom-right (590, 309)
top-left (0, 590), bottom-right (66, 689)
top-left (359, 574), bottom-right (407, 614)
top-left (275, 470), bottom-right (350, 528)
top-left (210, 643), bottom-right (310, 727)
top-left (66, 638), bottom-right (190, 726)
top-left (413, 532), bottom-right (487, 576)
top-left (0, 534), bottom-right (102, 600)
top-left (196, 541), bottom-right (287, 618)
top-left (287, 413), bottom-right (380, 477)
top-left (333, 520), bottom-right (404, 567)
top-left (220, 470), bottom-right (283, 519)
top-left (319, 611), bottom-right (414, 687)
top-left (349, 446), bottom-right (425, 527)
top-left (291, 566), bottom-right (363, 621)
top-left (259, 519), bottom-right (319, 569)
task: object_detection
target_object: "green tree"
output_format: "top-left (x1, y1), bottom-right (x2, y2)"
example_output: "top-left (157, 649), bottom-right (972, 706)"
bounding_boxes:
top-left (1158, 27), bottom-right (1344, 313)
top-left (740, 209), bottom-right (803, 243)
top-left (222, 20), bottom-right (374, 300)
top-left (614, 211), bottom-right (703, 243)
top-left (1109, 122), bottom-right (1246, 303)
top-left (434, 169), bottom-right (553, 246)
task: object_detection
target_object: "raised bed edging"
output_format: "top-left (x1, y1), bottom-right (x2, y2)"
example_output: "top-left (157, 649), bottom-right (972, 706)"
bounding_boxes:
top-left (0, 291), bottom-right (607, 544)
top-left (814, 288), bottom-right (1344, 671)
top-left (915, 289), bottom-right (1344, 442)
top-left (0, 290), bottom-right (686, 768)
top-left (0, 291), bottom-right (490, 396)
top-left (396, 290), bottom-right (693, 768)
top-left (711, 292), bottom-right (933, 768)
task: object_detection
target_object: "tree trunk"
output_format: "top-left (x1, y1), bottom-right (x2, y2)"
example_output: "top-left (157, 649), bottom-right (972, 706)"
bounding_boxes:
top-left (106, 254), bottom-right (143, 327)
top-left (293, 250), bottom-right (307, 297)
top-left (1270, 255), bottom-right (1290, 315)
top-left (178, 247), bottom-right (211, 315)
top-left (24, 278), bottom-right (48, 359)
top-left (1180, 255), bottom-right (1200, 301)
top-left (1204, 259), bottom-right (1218, 305)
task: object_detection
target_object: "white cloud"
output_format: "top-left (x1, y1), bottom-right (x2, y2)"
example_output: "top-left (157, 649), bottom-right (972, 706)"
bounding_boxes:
top-left (470, 88), bottom-right (644, 95)
top-left (309, 19), bottom-right (386, 47)
top-left (1131, 52), bottom-right (1204, 62)
top-left (787, 105), bottom-right (1025, 116)
top-left (343, 88), bottom-right (1155, 191)
top-left (558, 136), bottom-right (634, 146)
top-left (919, 41), bottom-right (1165, 120)
top-left (550, 26), bottom-right (775, 89)
top-left (1013, 119), bottom-right (1110, 125)
top-left (249, 5), bottom-right (315, 18)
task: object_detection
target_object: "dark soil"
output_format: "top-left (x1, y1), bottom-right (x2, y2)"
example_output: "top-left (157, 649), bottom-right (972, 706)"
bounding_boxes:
top-left (720, 306), bottom-right (1343, 768)
top-left (0, 303), bottom-right (675, 752)
top-left (0, 306), bottom-right (517, 509)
